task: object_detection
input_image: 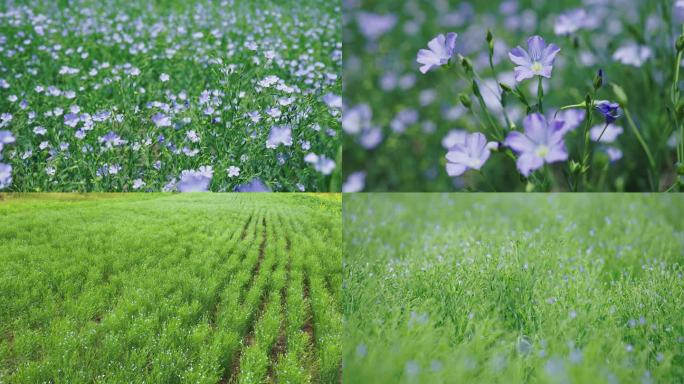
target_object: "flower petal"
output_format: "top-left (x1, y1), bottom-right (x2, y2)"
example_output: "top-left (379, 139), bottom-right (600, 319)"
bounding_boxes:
top-left (516, 153), bottom-right (544, 177)
top-left (446, 162), bottom-right (467, 176)
top-left (544, 143), bottom-right (568, 163)
top-left (505, 131), bottom-right (536, 154)
top-left (508, 47), bottom-right (531, 66)
top-left (427, 34), bottom-right (446, 57)
top-left (445, 32), bottom-right (458, 55)
top-left (527, 35), bottom-right (546, 61)
top-left (514, 66), bottom-right (536, 82)
top-left (541, 43), bottom-right (561, 65)
top-left (523, 113), bottom-right (548, 143)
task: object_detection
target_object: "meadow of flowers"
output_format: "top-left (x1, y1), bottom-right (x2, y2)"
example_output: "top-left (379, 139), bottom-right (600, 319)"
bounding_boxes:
top-left (344, 193), bottom-right (684, 383)
top-left (0, 0), bottom-right (341, 192)
top-left (343, 0), bottom-right (684, 192)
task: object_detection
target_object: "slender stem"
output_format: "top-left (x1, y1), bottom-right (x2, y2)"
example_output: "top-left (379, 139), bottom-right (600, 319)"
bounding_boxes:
top-left (595, 122), bottom-right (610, 144)
top-left (624, 108), bottom-right (656, 169)
top-left (473, 89), bottom-right (503, 141)
top-left (537, 76), bottom-right (544, 114)
top-left (579, 94), bottom-right (595, 190)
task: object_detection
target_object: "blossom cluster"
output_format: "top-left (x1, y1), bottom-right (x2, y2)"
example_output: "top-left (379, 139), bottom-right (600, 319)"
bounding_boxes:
top-left (0, 0), bottom-right (341, 192)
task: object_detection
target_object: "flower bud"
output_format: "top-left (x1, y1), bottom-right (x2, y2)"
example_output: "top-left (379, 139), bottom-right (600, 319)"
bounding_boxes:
top-left (499, 82), bottom-right (512, 93)
top-left (677, 162), bottom-right (684, 176)
top-left (677, 34), bottom-right (684, 52)
top-left (459, 93), bottom-right (472, 109)
top-left (472, 80), bottom-right (482, 98)
top-left (610, 83), bottom-right (628, 105)
top-left (569, 160), bottom-right (582, 174)
top-left (461, 57), bottom-right (473, 74)
top-left (593, 69), bottom-right (603, 90)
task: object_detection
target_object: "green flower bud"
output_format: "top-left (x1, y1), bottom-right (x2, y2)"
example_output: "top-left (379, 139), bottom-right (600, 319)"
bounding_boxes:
top-left (472, 80), bottom-right (482, 98)
top-left (610, 83), bottom-right (628, 105)
top-left (459, 93), bottom-right (472, 109)
top-left (677, 35), bottom-right (684, 52)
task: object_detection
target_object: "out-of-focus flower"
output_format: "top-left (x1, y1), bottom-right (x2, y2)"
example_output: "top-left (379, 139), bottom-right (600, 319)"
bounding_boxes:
top-left (266, 125), bottom-right (293, 148)
top-left (304, 153), bottom-right (336, 175)
top-left (441, 129), bottom-right (468, 150)
top-left (323, 93), bottom-right (342, 109)
top-left (505, 113), bottom-right (568, 177)
top-left (356, 12), bottom-right (397, 40)
top-left (178, 166), bottom-right (213, 192)
top-left (445, 132), bottom-right (498, 176)
top-left (99, 131), bottom-right (126, 148)
top-left (343, 171), bottom-right (366, 193)
top-left (605, 147), bottom-right (623, 162)
top-left (0, 130), bottom-right (16, 152)
top-left (234, 178), bottom-right (271, 192)
top-left (132, 179), bottom-right (145, 190)
top-left (590, 124), bottom-right (623, 143)
top-left (613, 44), bottom-right (652, 67)
top-left (556, 109), bottom-right (586, 135)
top-left (227, 166), bottom-right (240, 177)
top-left (417, 33), bottom-right (458, 74)
top-left (151, 112), bottom-right (172, 128)
top-left (343, 104), bottom-right (372, 134)
top-left (0, 163), bottom-right (11, 189)
top-left (508, 36), bottom-right (560, 82)
top-left (554, 9), bottom-right (588, 35)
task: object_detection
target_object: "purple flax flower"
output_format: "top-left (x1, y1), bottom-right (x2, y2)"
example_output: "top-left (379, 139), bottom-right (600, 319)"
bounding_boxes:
top-left (151, 112), bottom-right (172, 128)
top-left (595, 101), bottom-right (621, 124)
top-left (445, 132), bottom-right (498, 176)
top-left (0, 130), bottom-right (15, 152)
top-left (99, 131), bottom-right (126, 148)
top-left (605, 147), bottom-right (623, 162)
top-left (342, 171), bottom-right (366, 193)
top-left (613, 45), bottom-right (651, 67)
top-left (266, 125), bottom-right (292, 149)
top-left (417, 33), bottom-right (458, 74)
top-left (64, 113), bottom-right (80, 127)
top-left (556, 109), bottom-right (586, 135)
top-left (505, 113), bottom-right (568, 177)
top-left (554, 9), bottom-right (588, 36)
top-left (304, 153), bottom-right (336, 175)
top-left (234, 178), bottom-right (271, 192)
top-left (356, 12), bottom-right (397, 41)
top-left (508, 36), bottom-right (560, 82)
top-left (177, 166), bottom-right (213, 192)
top-left (0, 163), bottom-right (11, 189)
top-left (441, 129), bottom-right (468, 150)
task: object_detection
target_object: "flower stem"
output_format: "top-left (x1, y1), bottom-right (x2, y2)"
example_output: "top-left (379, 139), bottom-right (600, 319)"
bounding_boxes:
top-left (624, 107), bottom-right (656, 170)
top-left (595, 122), bottom-right (610, 144)
top-left (537, 76), bottom-right (544, 114)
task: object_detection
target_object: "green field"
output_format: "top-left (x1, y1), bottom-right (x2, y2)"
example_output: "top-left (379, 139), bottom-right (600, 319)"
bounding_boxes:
top-left (0, 193), bottom-right (342, 383)
top-left (343, 194), bottom-right (684, 383)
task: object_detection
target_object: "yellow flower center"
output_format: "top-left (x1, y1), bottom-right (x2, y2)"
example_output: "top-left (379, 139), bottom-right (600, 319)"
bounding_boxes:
top-left (531, 62), bottom-right (543, 72)
top-left (536, 145), bottom-right (549, 158)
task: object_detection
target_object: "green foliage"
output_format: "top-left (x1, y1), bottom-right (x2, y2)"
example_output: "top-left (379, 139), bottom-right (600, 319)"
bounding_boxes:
top-left (343, 194), bottom-right (684, 383)
top-left (0, 193), bottom-right (341, 383)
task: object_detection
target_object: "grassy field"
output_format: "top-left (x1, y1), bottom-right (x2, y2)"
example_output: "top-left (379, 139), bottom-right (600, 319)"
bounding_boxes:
top-left (343, 194), bottom-right (684, 383)
top-left (343, 0), bottom-right (683, 191)
top-left (0, 193), bottom-right (342, 383)
top-left (0, 0), bottom-right (341, 192)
